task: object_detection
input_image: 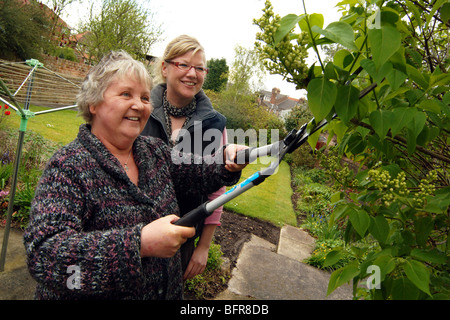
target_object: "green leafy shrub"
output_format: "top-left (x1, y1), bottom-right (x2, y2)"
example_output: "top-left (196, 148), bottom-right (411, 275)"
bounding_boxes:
top-left (255, 0), bottom-right (449, 299)
top-left (296, 183), bottom-right (331, 215)
top-left (52, 47), bottom-right (79, 62)
top-left (184, 241), bottom-right (229, 299)
top-left (0, 126), bottom-right (56, 228)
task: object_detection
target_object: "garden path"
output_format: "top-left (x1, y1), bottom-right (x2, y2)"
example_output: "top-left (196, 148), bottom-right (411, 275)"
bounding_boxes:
top-left (215, 225), bottom-right (353, 300)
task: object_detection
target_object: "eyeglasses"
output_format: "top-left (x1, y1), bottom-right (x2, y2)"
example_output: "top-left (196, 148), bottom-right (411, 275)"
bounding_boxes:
top-left (164, 60), bottom-right (209, 75)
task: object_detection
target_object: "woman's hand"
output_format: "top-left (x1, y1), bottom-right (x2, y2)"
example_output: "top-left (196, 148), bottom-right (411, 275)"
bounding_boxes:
top-left (140, 215), bottom-right (195, 258)
top-left (224, 144), bottom-right (249, 172)
top-left (183, 244), bottom-right (209, 280)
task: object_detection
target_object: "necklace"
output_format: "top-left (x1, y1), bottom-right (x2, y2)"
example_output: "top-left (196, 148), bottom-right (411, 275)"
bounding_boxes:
top-left (162, 90), bottom-right (196, 146)
top-left (122, 149), bottom-right (132, 172)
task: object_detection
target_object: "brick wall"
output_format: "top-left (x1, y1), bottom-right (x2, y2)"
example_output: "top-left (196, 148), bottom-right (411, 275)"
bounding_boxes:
top-left (41, 55), bottom-right (91, 79)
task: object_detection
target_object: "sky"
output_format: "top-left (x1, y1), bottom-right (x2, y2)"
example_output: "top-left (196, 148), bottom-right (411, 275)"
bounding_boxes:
top-left (58, 0), bottom-right (342, 99)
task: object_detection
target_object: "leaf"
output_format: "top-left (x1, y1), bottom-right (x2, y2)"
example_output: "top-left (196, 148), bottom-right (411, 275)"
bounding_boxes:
top-left (348, 208), bottom-right (370, 237)
top-left (274, 14), bottom-right (304, 45)
top-left (327, 119), bottom-right (348, 142)
top-left (330, 203), bottom-right (351, 224)
top-left (360, 59), bottom-right (378, 80)
top-left (411, 249), bottom-right (447, 265)
top-left (407, 128), bottom-right (417, 154)
top-left (380, 7), bottom-right (400, 26)
top-left (307, 78), bottom-right (337, 122)
top-left (403, 260), bottom-right (431, 296)
top-left (414, 215), bottom-right (434, 247)
top-left (429, 72), bottom-right (450, 87)
top-left (330, 191), bottom-right (344, 204)
top-left (368, 26), bottom-right (401, 69)
top-left (424, 188), bottom-right (450, 213)
top-left (390, 107), bottom-right (414, 136)
top-left (419, 99), bottom-right (442, 114)
top-left (347, 132), bottom-right (367, 155)
top-left (327, 263), bottom-right (360, 296)
top-left (311, 21), bottom-right (358, 51)
top-left (404, 0), bottom-right (422, 26)
top-left (369, 109), bottom-right (392, 138)
top-left (406, 65), bottom-right (429, 90)
top-left (298, 13), bottom-right (324, 38)
top-left (441, 3), bottom-right (450, 24)
top-left (335, 85), bottom-right (359, 125)
top-left (369, 215), bottom-right (390, 245)
top-left (443, 92), bottom-right (450, 106)
top-left (373, 255), bottom-right (396, 281)
top-left (333, 49), bottom-right (353, 69)
top-left (386, 68), bottom-right (407, 90)
top-left (378, 61), bottom-right (394, 83)
top-left (307, 127), bottom-right (322, 150)
top-left (391, 277), bottom-right (422, 300)
top-left (407, 110), bottom-right (427, 139)
top-left (324, 62), bottom-right (338, 80)
top-left (427, 0), bottom-right (447, 25)
top-left (360, 59), bottom-right (388, 84)
top-left (323, 249), bottom-right (342, 268)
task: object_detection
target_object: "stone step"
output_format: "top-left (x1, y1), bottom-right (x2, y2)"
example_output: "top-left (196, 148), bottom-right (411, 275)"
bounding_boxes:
top-left (277, 225), bottom-right (316, 262)
top-left (217, 234), bottom-right (353, 300)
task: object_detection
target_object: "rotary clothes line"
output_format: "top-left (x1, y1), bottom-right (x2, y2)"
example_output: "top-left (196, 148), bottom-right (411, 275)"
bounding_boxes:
top-left (0, 59), bottom-right (80, 271)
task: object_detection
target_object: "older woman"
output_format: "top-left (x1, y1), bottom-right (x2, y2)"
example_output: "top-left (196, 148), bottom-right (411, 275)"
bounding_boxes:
top-left (141, 35), bottom-right (228, 280)
top-left (24, 51), bottom-right (246, 299)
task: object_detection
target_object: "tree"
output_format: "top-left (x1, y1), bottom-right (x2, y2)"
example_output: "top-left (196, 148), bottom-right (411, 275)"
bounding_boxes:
top-left (0, 0), bottom-right (51, 60)
top-left (42, 0), bottom-right (77, 41)
top-left (206, 89), bottom-right (285, 141)
top-left (203, 58), bottom-right (229, 92)
top-left (228, 45), bottom-right (266, 99)
top-left (79, 0), bottom-right (163, 63)
top-left (255, 0), bottom-right (449, 300)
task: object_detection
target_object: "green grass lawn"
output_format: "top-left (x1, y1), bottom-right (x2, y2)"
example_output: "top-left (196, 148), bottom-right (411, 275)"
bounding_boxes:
top-left (224, 157), bottom-right (297, 227)
top-left (2, 105), bottom-right (84, 145)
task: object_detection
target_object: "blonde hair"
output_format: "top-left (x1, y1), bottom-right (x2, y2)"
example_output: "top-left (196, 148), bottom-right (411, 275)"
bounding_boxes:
top-left (154, 35), bottom-right (206, 84)
top-left (77, 50), bottom-right (152, 123)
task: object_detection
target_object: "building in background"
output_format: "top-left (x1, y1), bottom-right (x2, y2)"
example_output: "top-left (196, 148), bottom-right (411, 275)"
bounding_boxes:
top-left (258, 87), bottom-right (306, 118)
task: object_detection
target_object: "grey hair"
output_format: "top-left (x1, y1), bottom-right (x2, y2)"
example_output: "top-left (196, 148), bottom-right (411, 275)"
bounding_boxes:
top-left (77, 50), bottom-right (152, 123)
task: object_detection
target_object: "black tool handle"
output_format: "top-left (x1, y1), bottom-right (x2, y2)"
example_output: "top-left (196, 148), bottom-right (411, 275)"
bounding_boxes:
top-left (233, 147), bottom-right (254, 164)
top-left (173, 203), bottom-right (210, 227)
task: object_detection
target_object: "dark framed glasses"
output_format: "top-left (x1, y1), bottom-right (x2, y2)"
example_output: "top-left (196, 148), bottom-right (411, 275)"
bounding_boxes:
top-left (165, 60), bottom-right (209, 74)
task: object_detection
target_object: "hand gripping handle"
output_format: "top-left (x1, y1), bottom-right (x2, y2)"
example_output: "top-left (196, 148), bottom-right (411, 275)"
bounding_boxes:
top-left (233, 147), bottom-right (254, 164)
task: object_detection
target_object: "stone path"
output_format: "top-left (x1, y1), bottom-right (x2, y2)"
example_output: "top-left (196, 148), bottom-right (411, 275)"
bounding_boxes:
top-left (215, 225), bottom-right (353, 300)
top-left (0, 228), bottom-right (35, 300)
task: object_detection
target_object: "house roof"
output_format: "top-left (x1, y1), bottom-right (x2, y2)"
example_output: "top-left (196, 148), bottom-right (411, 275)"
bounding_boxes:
top-left (278, 98), bottom-right (299, 110)
top-left (259, 89), bottom-right (300, 111)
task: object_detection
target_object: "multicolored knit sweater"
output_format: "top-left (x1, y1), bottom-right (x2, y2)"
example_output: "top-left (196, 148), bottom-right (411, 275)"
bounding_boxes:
top-left (23, 124), bottom-right (240, 299)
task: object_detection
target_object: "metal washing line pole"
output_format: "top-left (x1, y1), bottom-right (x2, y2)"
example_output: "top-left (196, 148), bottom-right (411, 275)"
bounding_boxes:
top-left (0, 59), bottom-right (78, 272)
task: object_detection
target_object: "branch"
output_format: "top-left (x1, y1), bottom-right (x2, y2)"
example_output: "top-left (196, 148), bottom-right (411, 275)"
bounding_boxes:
top-left (390, 135), bottom-right (450, 164)
top-left (349, 118), bottom-right (450, 164)
top-left (422, 21), bottom-right (435, 72)
top-left (409, 0), bottom-right (449, 26)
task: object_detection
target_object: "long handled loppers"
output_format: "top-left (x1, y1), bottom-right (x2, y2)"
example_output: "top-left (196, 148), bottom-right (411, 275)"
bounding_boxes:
top-left (174, 113), bottom-right (334, 227)
top-left (175, 82), bottom-right (377, 227)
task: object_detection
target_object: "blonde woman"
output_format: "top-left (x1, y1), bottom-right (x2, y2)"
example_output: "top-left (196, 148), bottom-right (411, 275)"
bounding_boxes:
top-left (142, 35), bottom-right (228, 280)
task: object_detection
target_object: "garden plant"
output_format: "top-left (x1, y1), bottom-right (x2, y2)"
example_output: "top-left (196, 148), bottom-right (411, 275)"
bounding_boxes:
top-left (254, 0), bottom-right (449, 299)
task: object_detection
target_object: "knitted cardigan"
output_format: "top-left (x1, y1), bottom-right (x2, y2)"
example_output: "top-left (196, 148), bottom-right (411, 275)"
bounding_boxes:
top-left (23, 124), bottom-right (240, 300)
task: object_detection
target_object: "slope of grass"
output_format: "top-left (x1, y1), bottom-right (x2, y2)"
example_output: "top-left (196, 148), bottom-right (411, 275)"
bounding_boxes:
top-left (224, 157), bottom-right (296, 227)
